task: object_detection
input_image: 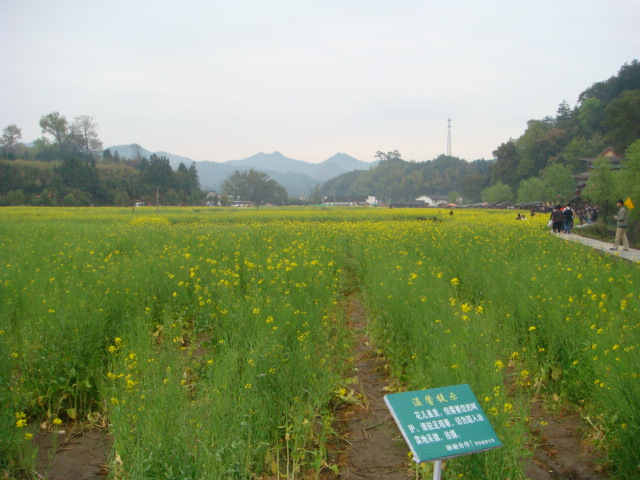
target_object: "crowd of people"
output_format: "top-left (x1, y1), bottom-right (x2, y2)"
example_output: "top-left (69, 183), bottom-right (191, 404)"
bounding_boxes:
top-left (549, 203), bottom-right (573, 234)
top-left (575, 206), bottom-right (599, 225)
top-left (546, 200), bottom-right (632, 252)
top-left (548, 204), bottom-right (599, 234)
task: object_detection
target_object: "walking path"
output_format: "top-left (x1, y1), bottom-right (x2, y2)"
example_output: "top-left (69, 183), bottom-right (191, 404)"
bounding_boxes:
top-left (552, 229), bottom-right (640, 263)
top-left (327, 293), bottom-right (412, 479)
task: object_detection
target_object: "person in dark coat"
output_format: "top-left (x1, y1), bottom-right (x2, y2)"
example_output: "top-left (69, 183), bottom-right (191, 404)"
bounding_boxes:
top-left (550, 205), bottom-right (564, 233)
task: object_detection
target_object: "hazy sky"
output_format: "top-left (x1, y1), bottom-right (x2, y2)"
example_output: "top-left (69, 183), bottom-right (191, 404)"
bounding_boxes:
top-left (2, 0), bottom-right (639, 164)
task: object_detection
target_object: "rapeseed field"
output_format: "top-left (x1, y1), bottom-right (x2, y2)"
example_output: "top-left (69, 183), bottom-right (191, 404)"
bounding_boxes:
top-left (1, 207), bottom-right (638, 479)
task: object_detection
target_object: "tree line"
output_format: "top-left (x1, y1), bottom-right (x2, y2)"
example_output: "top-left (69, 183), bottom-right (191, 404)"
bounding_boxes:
top-left (318, 60), bottom-right (640, 207)
top-left (0, 152), bottom-right (203, 207)
top-left (320, 150), bottom-right (492, 204)
top-left (491, 61), bottom-right (639, 196)
top-left (1, 112), bottom-right (291, 208)
top-left (0, 112), bottom-right (202, 206)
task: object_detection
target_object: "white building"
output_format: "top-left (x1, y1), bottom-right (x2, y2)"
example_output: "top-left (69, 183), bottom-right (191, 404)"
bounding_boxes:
top-left (415, 195), bottom-right (447, 206)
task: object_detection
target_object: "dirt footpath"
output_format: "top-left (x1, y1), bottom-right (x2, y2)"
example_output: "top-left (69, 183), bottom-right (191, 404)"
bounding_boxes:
top-left (321, 293), bottom-right (412, 479)
top-left (321, 291), bottom-right (610, 480)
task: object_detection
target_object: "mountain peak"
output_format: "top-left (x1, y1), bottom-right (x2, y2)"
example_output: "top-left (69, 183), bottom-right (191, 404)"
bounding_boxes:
top-left (105, 144), bottom-right (373, 195)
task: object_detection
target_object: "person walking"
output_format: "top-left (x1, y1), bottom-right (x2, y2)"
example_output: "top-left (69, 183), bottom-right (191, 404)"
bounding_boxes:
top-left (610, 199), bottom-right (630, 251)
top-left (562, 203), bottom-right (574, 234)
top-left (550, 205), bottom-right (564, 233)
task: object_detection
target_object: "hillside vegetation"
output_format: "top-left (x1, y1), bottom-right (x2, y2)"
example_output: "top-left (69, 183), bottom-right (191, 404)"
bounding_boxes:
top-left (318, 60), bottom-right (640, 204)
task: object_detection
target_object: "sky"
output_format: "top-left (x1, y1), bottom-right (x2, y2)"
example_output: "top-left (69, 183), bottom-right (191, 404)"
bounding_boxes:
top-left (1, 0), bottom-right (639, 164)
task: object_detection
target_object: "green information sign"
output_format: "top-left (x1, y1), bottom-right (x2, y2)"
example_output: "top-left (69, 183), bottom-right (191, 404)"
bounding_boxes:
top-left (384, 383), bottom-right (502, 463)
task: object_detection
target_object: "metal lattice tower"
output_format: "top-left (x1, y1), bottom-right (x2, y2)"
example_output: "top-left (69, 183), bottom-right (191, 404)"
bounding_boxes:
top-left (447, 118), bottom-right (452, 157)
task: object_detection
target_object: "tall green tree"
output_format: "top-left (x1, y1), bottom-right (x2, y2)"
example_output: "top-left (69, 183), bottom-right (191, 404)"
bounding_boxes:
top-left (71, 115), bottom-right (103, 156)
top-left (187, 163), bottom-right (202, 205)
top-left (461, 174), bottom-right (489, 203)
top-left (555, 100), bottom-right (574, 128)
top-left (1, 124), bottom-right (22, 156)
top-left (575, 98), bottom-right (605, 136)
top-left (188, 163), bottom-right (200, 191)
top-left (561, 136), bottom-right (591, 172)
top-left (481, 181), bottom-right (513, 204)
top-left (174, 162), bottom-right (202, 204)
top-left (142, 154), bottom-right (175, 192)
top-left (541, 163), bottom-right (576, 204)
top-left (39, 112), bottom-right (69, 147)
top-left (222, 169), bottom-right (287, 207)
top-left (515, 121), bottom-right (548, 179)
top-left (491, 141), bottom-right (520, 189)
top-left (516, 120), bottom-right (570, 179)
top-left (176, 162), bottom-right (192, 194)
top-left (517, 177), bottom-right (545, 203)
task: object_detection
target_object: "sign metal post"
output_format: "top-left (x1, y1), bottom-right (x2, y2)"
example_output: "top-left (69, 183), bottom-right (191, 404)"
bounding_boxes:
top-left (433, 459), bottom-right (442, 480)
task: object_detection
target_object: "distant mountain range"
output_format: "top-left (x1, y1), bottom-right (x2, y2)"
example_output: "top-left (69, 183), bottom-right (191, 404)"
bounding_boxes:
top-left (107, 145), bottom-right (373, 196)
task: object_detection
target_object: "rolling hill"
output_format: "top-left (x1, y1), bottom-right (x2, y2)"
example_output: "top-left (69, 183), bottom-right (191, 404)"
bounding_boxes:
top-left (107, 145), bottom-right (373, 195)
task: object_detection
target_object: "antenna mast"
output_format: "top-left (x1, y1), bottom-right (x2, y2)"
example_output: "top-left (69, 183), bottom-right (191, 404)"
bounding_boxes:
top-left (447, 118), bottom-right (452, 157)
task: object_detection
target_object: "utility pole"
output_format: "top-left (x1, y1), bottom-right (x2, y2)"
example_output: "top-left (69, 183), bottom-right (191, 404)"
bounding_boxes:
top-left (447, 118), bottom-right (452, 157)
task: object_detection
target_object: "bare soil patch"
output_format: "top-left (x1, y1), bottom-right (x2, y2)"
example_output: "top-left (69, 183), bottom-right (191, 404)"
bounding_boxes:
top-left (320, 293), bottom-right (413, 479)
top-left (33, 427), bottom-right (110, 480)
top-left (525, 401), bottom-right (609, 480)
